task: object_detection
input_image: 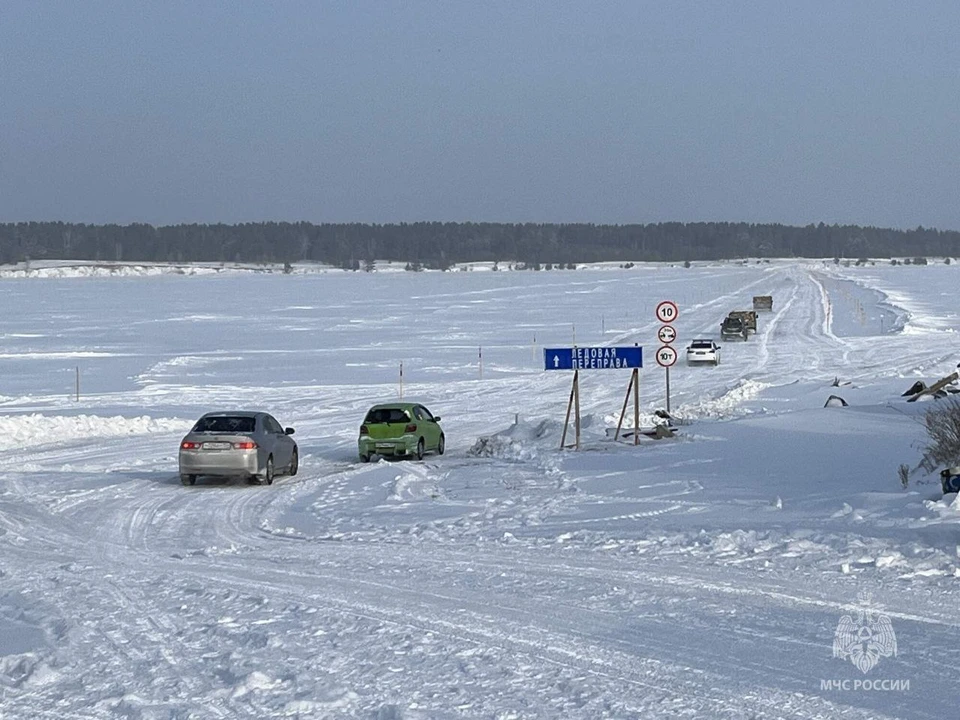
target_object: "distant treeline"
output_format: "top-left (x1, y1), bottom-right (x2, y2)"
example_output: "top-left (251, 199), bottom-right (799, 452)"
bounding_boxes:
top-left (2, 221), bottom-right (959, 268)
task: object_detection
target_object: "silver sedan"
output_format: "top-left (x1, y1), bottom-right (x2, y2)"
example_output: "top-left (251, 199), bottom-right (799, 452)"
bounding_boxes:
top-left (178, 411), bottom-right (298, 486)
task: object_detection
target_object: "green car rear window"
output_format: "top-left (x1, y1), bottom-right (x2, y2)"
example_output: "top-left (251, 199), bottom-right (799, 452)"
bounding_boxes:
top-left (365, 408), bottom-right (410, 424)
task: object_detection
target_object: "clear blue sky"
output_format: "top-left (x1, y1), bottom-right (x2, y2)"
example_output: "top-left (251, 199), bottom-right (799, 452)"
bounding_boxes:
top-left (2, 1), bottom-right (958, 229)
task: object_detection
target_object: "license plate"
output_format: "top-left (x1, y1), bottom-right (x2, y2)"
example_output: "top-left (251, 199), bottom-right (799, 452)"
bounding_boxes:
top-left (203, 442), bottom-right (231, 450)
top-left (376, 443), bottom-right (394, 449)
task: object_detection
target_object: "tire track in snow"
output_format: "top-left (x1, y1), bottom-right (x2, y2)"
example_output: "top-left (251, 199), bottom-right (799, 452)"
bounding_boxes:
top-left (7, 434), bottom-right (902, 717)
top-left (164, 553), bottom-right (895, 720)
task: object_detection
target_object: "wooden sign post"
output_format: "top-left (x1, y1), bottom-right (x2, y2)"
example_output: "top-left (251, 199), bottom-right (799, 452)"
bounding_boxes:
top-left (545, 346), bottom-right (643, 450)
top-left (614, 367), bottom-right (641, 445)
top-left (559, 370), bottom-right (581, 450)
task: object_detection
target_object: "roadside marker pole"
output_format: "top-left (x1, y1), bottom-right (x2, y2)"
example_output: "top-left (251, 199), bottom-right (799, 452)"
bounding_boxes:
top-left (479, 346), bottom-right (483, 380)
top-left (76, 366), bottom-right (80, 402)
top-left (399, 361), bottom-right (403, 399)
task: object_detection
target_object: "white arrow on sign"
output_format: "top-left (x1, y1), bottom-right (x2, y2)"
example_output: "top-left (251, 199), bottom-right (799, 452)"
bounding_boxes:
top-left (656, 345), bottom-right (678, 368)
top-left (553, 355), bottom-right (560, 368)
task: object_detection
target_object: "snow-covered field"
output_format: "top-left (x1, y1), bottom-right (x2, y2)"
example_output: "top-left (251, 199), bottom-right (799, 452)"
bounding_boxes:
top-left (1, 259), bottom-right (959, 719)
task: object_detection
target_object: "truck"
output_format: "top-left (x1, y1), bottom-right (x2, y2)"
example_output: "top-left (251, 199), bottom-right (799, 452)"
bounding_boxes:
top-left (727, 310), bottom-right (757, 334)
top-left (753, 295), bottom-right (773, 311)
top-left (720, 315), bottom-right (748, 341)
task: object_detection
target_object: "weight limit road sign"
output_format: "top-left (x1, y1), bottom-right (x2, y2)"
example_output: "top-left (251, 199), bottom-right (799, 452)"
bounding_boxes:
top-left (655, 345), bottom-right (678, 368)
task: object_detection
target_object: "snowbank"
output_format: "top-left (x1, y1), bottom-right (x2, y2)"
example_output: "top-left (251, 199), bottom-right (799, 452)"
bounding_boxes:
top-left (0, 413), bottom-right (190, 450)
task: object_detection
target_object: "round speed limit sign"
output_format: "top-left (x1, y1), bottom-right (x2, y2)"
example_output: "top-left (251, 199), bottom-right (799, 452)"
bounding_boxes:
top-left (655, 300), bottom-right (679, 324)
top-left (657, 325), bottom-right (677, 344)
top-left (656, 345), bottom-right (678, 368)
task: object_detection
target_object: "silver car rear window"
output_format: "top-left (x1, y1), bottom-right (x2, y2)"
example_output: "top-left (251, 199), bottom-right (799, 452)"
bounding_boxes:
top-left (193, 416), bottom-right (256, 433)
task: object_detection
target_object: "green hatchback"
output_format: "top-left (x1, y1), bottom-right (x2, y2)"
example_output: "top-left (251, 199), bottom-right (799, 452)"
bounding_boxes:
top-left (358, 402), bottom-right (445, 462)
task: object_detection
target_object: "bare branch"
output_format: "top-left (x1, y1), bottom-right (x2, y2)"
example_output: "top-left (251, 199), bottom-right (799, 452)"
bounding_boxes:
top-left (919, 398), bottom-right (960, 473)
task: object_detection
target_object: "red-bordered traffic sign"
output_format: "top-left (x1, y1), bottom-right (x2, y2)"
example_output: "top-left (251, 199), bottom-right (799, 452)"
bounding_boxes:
top-left (656, 300), bottom-right (679, 323)
top-left (656, 345), bottom-right (678, 368)
top-left (657, 325), bottom-right (677, 344)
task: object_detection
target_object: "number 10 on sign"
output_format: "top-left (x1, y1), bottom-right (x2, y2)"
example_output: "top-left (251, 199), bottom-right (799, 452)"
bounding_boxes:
top-left (656, 301), bottom-right (678, 324)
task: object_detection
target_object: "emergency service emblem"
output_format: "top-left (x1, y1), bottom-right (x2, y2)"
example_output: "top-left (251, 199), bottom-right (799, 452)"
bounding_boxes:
top-left (833, 591), bottom-right (897, 674)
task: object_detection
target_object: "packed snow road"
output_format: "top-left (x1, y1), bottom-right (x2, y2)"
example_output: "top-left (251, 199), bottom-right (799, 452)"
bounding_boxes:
top-left (1, 261), bottom-right (959, 718)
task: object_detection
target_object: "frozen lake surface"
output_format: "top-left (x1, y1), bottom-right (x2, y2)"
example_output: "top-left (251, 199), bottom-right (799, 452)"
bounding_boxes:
top-left (0, 259), bottom-right (959, 718)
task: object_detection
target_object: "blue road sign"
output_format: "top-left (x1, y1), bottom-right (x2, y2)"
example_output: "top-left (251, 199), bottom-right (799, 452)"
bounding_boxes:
top-left (544, 346), bottom-right (643, 371)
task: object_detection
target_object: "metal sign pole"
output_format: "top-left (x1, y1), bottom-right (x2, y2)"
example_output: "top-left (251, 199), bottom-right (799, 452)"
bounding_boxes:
top-left (665, 366), bottom-right (671, 414)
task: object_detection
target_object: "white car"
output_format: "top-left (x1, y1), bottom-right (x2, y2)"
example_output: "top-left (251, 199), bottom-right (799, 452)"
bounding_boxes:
top-left (686, 339), bottom-right (720, 366)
